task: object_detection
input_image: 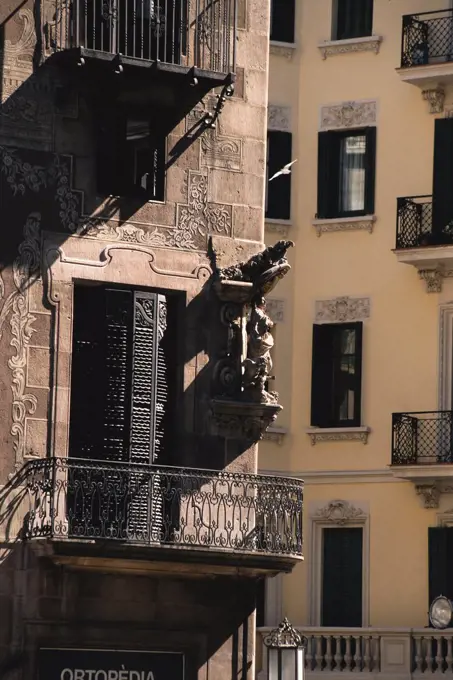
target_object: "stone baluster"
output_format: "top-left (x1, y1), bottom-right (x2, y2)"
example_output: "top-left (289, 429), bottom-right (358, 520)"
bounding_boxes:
top-left (446, 636), bottom-right (453, 672)
top-left (426, 636), bottom-right (434, 673)
top-left (435, 635), bottom-right (444, 673)
top-left (334, 635), bottom-right (343, 670)
top-left (325, 635), bottom-right (333, 671)
top-left (363, 635), bottom-right (371, 671)
top-left (343, 635), bottom-right (352, 672)
top-left (414, 636), bottom-right (423, 673)
top-left (304, 635), bottom-right (313, 671)
top-left (315, 635), bottom-right (323, 671)
top-left (372, 635), bottom-right (380, 672)
top-left (353, 634), bottom-right (362, 671)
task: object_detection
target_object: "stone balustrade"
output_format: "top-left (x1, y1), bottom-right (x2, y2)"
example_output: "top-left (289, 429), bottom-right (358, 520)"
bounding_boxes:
top-left (257, 627), bottom-right (453, 678)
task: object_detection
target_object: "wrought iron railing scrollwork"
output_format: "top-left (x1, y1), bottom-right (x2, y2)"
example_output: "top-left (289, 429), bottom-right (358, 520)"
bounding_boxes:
top-left (392, 411), bottom-right (453, 465)
top-left (10, 458), bottom-right (303, 558)
top-left (401, 9), bottom-right (453, 68)
top-left (50, 0), bottom-right (237, 74)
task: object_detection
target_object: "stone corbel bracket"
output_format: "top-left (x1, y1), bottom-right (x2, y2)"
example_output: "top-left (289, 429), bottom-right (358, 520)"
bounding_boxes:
top-left (416, 484), bottom-right (441, 509)
top-left (209, 399), bottom-right (282, 441)
top-left (422, 88), bottom-right (445, 114)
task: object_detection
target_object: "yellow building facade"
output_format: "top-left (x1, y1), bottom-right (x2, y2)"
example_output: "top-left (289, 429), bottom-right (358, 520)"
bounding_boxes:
top-left (259, 0), bottom-right (453, 675)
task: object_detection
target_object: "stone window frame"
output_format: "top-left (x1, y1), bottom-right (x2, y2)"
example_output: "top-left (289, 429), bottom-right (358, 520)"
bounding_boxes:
top-left (43, 232), bottom-right (211, 461)
top-left (438, 303), bottom-right (453, 411)
top-left (307, 500), bottom-right (370, 626)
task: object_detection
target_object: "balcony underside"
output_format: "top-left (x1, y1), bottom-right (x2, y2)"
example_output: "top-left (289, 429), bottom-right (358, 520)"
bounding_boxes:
top-left (32, 538), bottom-right (301, 578)
top-left (397, 61), bottom-right (453, 89)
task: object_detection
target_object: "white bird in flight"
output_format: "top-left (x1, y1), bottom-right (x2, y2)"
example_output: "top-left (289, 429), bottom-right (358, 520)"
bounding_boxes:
top-left (268, 159), bottom-right (298, 182)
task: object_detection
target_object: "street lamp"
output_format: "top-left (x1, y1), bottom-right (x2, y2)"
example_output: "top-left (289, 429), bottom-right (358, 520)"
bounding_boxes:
top-left (429, 595), bottom-right (453, 629)
top-left (263, 618), bottom-right (305, 680)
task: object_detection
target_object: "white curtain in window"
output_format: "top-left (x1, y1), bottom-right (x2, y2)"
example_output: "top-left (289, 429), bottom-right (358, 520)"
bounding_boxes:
top-left (339, 134), bottom-right (366, 213)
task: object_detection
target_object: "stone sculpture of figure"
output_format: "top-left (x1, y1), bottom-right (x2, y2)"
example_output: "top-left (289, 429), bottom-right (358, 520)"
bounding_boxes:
top-left (242, 296), bottom-right (277, 404)
top-left (217, 240), bottom-right (294, 284)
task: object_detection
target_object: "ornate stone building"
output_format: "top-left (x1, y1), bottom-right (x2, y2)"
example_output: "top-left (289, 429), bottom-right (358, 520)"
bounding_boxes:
top-left (0, 1), bottom-right (303, 678)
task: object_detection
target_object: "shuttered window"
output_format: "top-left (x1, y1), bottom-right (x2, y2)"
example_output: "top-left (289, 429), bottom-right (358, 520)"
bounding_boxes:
top-left (311, 322), bottom-right (363, 428)
top-left (432, 118), bottom-right (453, 240)
top-left (317, 127), bottom-right (376, 220)
top-left (333, 0), bottom-right (373, 41)
top-left (322, 527), bottom-right (363, 627)
top-left (270, 0), bottom-right (295, 43)
top-left (97, 111), bottom-right (166, 201)
top-left (69, 285), bottom-right (177, 465)
top-left (428, 527), bottom-right (453, 616)
top-left (266, 130), bottom-right (292, 220)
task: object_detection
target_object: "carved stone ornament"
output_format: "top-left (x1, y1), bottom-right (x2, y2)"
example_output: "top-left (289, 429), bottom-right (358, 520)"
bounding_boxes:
top-left (320, 100), bottom-right (377, 131)
top-left (209, 399), bottom-right (282, 441)
top-left (422, 88), bottom-right (445, 114)
top-left (268, 105), bottom-right (291, 133)
top-left (265, 220), bottom-right (291, 237)
top-left (307, 428), bottom-right (369, 445)
top-left (315, 296), bottom-right (370, 323)
top-left (318, 36), bottom-right (382, 60)
top-left (419, 268), bottom-right (443, 293)
top-left (270, 42), bottom-right (296, 60)
top-left (263, 426), bottom-right (287, 445)
top-left (313, 216), bottom-right (375, 236)
top-left (416, 484), bottom-right (441, 509)
top-left (201, 127), bottom-right (243, 172)
top-left (312, 500), bottom-right (366, 525)
top-left (263, 618), bottom-right (303, 649)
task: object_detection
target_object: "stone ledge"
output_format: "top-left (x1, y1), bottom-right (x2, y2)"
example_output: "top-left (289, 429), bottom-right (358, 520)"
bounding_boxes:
top-left (313, 215), bottom-right (376, 236)
top-left (265, 218), bottom-right (292, 237)
top-left (270, 41), bottom-right (296, 60)
top-left (263, 426), bottom-right (288, 445)
top-left (318, 35), bottom-right (382, 60)
top-left (306, 427), bottom-right (370, 445)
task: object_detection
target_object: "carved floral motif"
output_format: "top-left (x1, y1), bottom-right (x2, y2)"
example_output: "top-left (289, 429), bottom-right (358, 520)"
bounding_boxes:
top-left (312, 500), bottom-right (366, 525)
top-left (201, 128), bottom-right (242, 171)
top-left (320, 100), bottom-right (377, 131)
top-left (315, 296), bottom-right (370, 323)
top-left (268, 106), bottom-right (291, 132)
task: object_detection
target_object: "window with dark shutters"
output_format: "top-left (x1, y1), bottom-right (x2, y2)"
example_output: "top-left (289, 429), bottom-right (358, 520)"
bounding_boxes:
top-left (333, 0), bottom-right (373, 41)
top-left (432, 118), bottom-right (453, 238)
top-left (428, 527), bottom-right (453, 617)
top-left (68, 285), bottom-right (179, 539)
top-left (317, 128), bottom-right (376, 220)
top-left (270, 0), bottom-right (295, 43)
top-left (266, 130), bottom-right (292, 220)
top-left (311, 322), bottom-right (363, 428)
top-left (322, 527), bottom-right (363, 627)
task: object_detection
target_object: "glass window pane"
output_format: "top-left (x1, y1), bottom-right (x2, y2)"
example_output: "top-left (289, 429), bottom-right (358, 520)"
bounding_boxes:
top-left (339, 135), bottom-right (366, 213)
top-left (341, 328), bottom-right (356, 355)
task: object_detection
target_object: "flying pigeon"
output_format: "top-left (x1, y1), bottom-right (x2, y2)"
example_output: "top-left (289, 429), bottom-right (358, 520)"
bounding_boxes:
top-left (268, 159), bottom-right (298, 182)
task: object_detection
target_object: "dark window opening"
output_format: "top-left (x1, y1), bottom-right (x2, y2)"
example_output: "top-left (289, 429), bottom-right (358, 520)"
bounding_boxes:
top-left (256, 579), bottom-right (266, 627)
top-left (428, 527), bottom-right (453, 620)
top-left (266, 130), bottom-right (292, 220)
top-left (317, 127), bottom-right (376, 220)
top-left (322, 527), bottom-right (363, 627)
top-left (270, 0), bottom-right (295, 43)
top-left (311, 322), bottom-right (363, 428)
top-left (97, 110), bottom-right (166, 201)
top-left (333, 0), bottom-right (373, 41)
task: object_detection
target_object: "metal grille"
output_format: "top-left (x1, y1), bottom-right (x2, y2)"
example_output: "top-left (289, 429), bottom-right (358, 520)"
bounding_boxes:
top-left (401, 10), bottom-right (453, 68)
top-left (392, 411), bottom-right (453, 465)
top-left (51, 0), bottom-right (237, 73)
top-left (20, 458), bottom-right (303, 558)
top-left (396, 195), bottom-right (434, 249)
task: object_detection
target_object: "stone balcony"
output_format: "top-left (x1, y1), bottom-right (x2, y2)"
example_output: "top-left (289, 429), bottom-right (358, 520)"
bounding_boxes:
top-left (3, 457), bottom-right (303, 577)
top-left (257, 627), bottom-right (453, 679)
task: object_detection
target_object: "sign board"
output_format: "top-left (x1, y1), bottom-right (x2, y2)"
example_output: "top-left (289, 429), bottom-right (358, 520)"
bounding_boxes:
top-left (38, 648), bottom-right (185, 680)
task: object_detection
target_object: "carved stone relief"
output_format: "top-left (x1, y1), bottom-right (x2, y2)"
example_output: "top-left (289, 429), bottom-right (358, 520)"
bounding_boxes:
top-left (318, 36), bottom-right (382, 60)
top-left (201, 128), bottom-right (243, 172)
top-left (320, 100), bottom-right (377, 131)
top-left (80, 171), bottom-right (232, 250)
top-left (423, 88), bottom-right (445, 114)
top-left (315, 296), bottom-right (370, 323)
top-left (416, 484), bottom-right (441, 509)
top-left (270, 43), bottom-right (295, 60)
top-left (265, 220), bottom-right (291, 237)
top-left (268, 106), bottom-right (291, 132)
top-left (313, 216), bottom-right (375, 236)
top-left (312, 500), bottom-right (367, 525)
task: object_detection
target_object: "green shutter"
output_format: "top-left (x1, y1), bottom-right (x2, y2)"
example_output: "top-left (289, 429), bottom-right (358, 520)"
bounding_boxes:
top-left (364, 127), bottom-right (376, 216)
top-left (317, 131), bottom-right (337, 219)
top-left (322, 527), bottom-right (363, 627)
top-left (266, 131), bottom-right (292, 220)
top-left (428, 527), bottom-right (453, 608)
top-left (311, 324), bottom-right (334, 427)
top-left (432, 118), bottom-right (453, 236)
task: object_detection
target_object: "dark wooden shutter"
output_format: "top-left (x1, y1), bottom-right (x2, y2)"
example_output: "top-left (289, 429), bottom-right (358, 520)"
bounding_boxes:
top-left (432, 118), bottom-right (453, 236)
top-left (335, 0), bottom-right (373, 40)
top-left (317, 131), bottom-right (338, 219)
top-left (428, 527), bottom-right (453, 608)
top-left (322, 527), bottom-right (363, 627)
top-left (266, 131), bottom-right (292, 220)
top-left (270, 0), bottom-right (295, 43)
top-left (364, 127), bottom-right (376, 216)
top-left (256, 579), bottom-right (266, 627)
top-left (311, 324), bottom-right (334, 427)
top-left (96, 110), bottom-right (126, 197)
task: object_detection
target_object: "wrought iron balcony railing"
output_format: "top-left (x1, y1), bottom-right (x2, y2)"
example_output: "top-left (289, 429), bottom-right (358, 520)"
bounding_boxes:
top-left (50, 0), bottom-right (237, 74)
top-left (13, 457), bottom-right (303, 559)
top-left (392, 411), bottom-right (453, 465)
top-left (395, 195), bottom-right (453, 249)
top-left (401, 9), bottom-right (453, 68)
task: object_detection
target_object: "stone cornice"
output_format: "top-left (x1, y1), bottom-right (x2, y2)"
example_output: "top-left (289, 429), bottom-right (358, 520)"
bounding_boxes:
top-left (306, 427), bottom-right (370, 445)
top-left (270, 41), bottom-right (296, 60)
top-left (313, 215), bottom-right (376, 236)
top-left (263, 426), bottom-right (288, 445)
top-left (265, 219), bottom-right (292, 237)
top-left (318, 35), bottom-right (382, 60)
